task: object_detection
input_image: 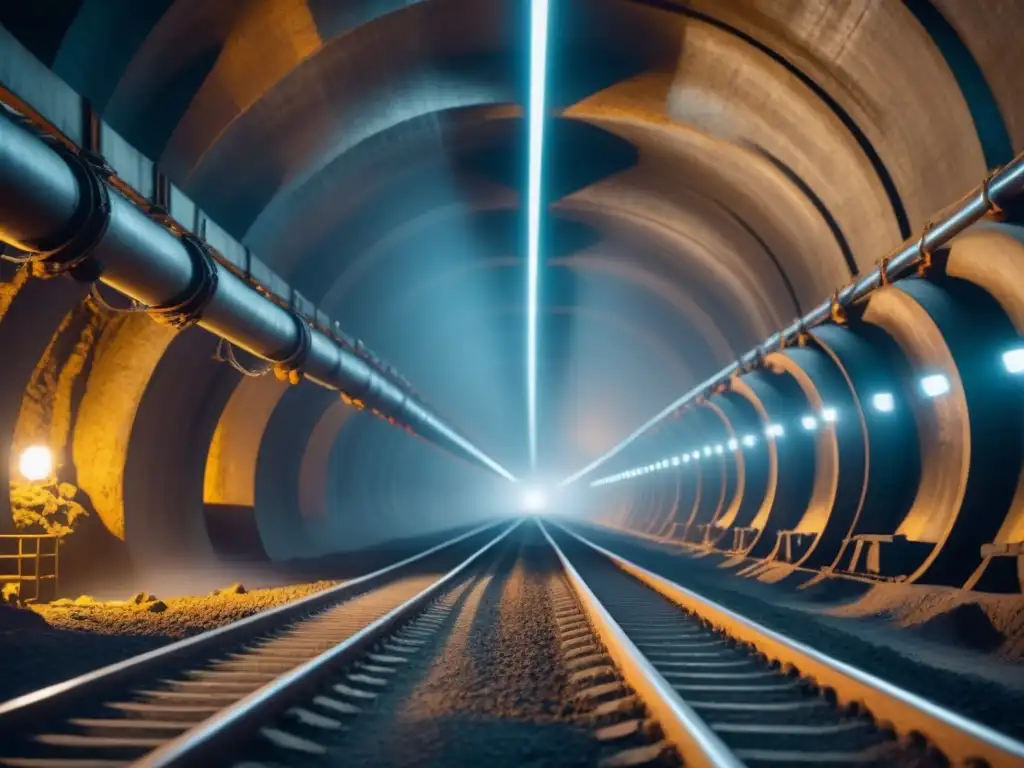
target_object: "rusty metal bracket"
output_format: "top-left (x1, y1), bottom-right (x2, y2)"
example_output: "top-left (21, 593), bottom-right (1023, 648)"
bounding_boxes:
top-left (983, 164), bottom-right (1006, 221)
top-left (829, 291), bottom-right (847, 325)
top-left (916, 221), bottom-right (936, 277)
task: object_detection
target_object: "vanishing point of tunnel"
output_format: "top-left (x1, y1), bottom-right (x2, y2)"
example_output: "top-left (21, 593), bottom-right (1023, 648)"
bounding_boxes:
top-left (2, 2), bottom-right (1024, 767)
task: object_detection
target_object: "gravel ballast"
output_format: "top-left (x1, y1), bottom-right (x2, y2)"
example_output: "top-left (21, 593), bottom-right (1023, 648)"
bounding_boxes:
top-left (324, 524), bottom-right (609, 768)
top-left (569, 521), bottom-right (1024, 741)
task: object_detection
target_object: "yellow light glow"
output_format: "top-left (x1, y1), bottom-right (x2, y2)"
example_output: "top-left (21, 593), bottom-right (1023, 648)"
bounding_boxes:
top-left (19, 445), bottom-right (53, 482)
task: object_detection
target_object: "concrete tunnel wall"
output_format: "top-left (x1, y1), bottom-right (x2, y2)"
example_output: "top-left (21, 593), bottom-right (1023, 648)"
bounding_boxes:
top-left (590, 224), bottom-right (1024, 593)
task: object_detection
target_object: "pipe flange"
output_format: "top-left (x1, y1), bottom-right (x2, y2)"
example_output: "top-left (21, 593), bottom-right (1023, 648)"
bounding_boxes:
top-left (30, 144), bottom-right (112, 282)
top-left (273, 314), bottom-right (313, 384)
top-left (148, 233), bottom-right (220, 329)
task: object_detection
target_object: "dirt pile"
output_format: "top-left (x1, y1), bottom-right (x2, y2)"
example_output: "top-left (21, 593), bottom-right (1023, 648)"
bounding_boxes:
top-left (825, 582), bottom-right (1024, 659)
top-left (30, 580), bottom-right (339, 638)
top-left (0, 578), bottom-right (343, 704)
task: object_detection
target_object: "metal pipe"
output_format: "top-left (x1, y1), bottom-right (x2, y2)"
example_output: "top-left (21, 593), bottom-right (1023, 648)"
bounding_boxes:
top-left (0, 110), bottom-right (78, 249)
top-left (0, 111), bottom-right (515, 481)
top-left (562, 152), bottom-right (1024, 487)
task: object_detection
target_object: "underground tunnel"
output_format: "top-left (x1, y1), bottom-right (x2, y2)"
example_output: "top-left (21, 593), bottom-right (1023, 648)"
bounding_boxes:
top-left (1, 2), bottom-right (1024, 766)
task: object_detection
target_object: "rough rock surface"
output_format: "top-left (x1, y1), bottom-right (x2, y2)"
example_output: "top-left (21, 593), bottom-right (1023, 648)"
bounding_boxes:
top-left (574, 522), bottom-right (1024, 740)
top-left (331, 526), bottom-right (604, 767)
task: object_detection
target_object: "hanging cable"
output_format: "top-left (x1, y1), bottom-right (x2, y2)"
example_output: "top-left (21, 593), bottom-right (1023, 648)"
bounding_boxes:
top-left (214, 338), bottom-right (272, 378)
top-left (88, 282), bottom-right (146, 314)
top-left (0, 244), bottom-right (34, 264)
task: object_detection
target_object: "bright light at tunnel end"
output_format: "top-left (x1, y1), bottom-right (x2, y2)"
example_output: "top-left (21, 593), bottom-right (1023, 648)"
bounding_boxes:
top-left (520, 486), bottom-right (548, 514)
top-left (526, 0), bottom-right (550, 469)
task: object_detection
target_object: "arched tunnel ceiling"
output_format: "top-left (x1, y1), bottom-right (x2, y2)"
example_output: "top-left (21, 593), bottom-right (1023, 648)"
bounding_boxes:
top-left (3, 0), bottom-right (1022, 479)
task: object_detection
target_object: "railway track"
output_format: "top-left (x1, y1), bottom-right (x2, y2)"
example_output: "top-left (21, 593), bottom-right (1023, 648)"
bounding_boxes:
top-left (3, 517), bottom-right (1023, 767)
top-left (542, 521), bottom-right (1024, 768)
top-left (0, 521), bottom-right (518, 767)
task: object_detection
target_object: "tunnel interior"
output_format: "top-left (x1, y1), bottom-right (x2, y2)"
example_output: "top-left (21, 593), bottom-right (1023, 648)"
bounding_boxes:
top-left (1, 0), bottom-right (1024, 603)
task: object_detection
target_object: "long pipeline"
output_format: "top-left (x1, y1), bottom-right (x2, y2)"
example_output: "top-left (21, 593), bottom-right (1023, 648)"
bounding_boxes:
top-left (0, 110), bottom-right (516, 482)
top-left (560, 151), bottom-right (1024, 487)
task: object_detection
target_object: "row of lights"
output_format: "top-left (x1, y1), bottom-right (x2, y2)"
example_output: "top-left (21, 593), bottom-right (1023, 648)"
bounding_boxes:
top-left (589, 354), bottom-right (1024, 488)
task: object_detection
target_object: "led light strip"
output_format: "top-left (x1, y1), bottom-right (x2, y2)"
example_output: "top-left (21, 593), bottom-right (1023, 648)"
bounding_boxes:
top-left (526, 0), bottom-right (550, 469)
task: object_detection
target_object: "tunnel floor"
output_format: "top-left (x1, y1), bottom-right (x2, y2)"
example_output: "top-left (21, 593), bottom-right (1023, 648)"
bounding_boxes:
top-left (1, 521), bottom-right (1023, 762)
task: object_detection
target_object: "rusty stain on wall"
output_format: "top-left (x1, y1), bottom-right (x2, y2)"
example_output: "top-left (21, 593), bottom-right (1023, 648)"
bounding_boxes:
top-left (11, 299), bottom-right (104, 475)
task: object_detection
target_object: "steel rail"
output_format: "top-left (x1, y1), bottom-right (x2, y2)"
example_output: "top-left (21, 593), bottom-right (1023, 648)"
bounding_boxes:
top-left (0, 520), bottom-right (506, 725)
top-left (538, 520), bottom-right (742, 768)
top-left (556, 522), bottom-right (1024, 767)
top-left (560, 152), bottom-right (1024, 487)
top-left (144, 520), bottom-right (521, 765)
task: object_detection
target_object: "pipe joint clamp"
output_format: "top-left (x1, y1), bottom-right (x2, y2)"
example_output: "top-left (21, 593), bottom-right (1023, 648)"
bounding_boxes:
top-left (273, 314), bottom-right (313, 384)
top-left (30, 144), bottom-right (112, 282)
top-left (149, 233), bottom-right (220, 329)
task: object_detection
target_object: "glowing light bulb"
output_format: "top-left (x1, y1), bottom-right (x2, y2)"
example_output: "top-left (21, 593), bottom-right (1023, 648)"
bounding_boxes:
top-left (872, 392), bottom-right (895, 413)
top-left (920, 374), bottom-right (950, 398)
top-left (1004, 347), bottom-right (1024, 374)
top-left (19, 446), bottom-right (53, 482)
